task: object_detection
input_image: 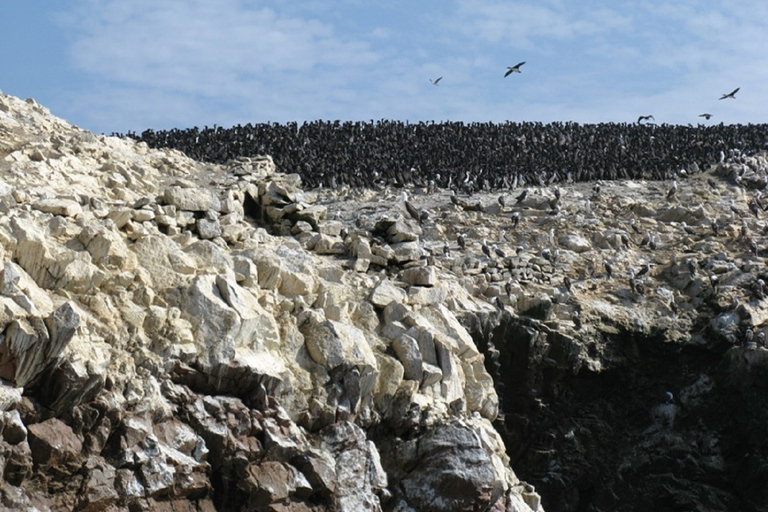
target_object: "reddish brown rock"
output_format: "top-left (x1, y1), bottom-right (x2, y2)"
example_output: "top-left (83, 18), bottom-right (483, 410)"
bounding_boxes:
top-left (26, 417), bottom-right (82, 468)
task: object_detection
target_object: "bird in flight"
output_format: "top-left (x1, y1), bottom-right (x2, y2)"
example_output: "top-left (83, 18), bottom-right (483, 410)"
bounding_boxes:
top-left (719, 87), bottom-right (740, 100)
top-left (637, 115), bottom-right (655, 124)
top-left (699, 113), bottom-right (713, 120)
top-left (504, 62), bottom-right (526, 77)
top-left (430, 76), bottom-right (443, 86)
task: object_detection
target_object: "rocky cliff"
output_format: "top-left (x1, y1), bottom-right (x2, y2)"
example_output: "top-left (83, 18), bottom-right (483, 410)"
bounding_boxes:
top-left (1, 91), bottom-right (767, 512)
top-left (0, 92), bottom-right (542, 511)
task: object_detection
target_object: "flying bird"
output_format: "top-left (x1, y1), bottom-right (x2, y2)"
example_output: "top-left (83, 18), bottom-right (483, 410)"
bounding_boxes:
top-left (637, 115), bottom-right (655, 124)
top-left (699, 113), bottom-right (713, 120)
top-left (430, 76), bottom-right (443, 86)
top-left (719, 87), bottom-right (740, 100)
top-left (504, 62), bottom-right (526, 77)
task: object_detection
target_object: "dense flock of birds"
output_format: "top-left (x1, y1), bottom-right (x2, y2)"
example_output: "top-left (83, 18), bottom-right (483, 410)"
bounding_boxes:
top-left (124, 121), bottom-right (768, 192)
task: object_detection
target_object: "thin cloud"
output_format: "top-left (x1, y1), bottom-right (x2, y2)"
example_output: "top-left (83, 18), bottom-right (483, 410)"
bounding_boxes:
top-left (45, 0), bottom-right (768, 132)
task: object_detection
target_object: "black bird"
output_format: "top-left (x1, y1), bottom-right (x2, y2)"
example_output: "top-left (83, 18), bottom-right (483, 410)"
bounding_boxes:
top-left (430, 76), bottom-right (443, 86)
top-left (630, 218), bottom-right (642, 234)
top-left (515, 189), bottom-right (528, 204)
top-left (481, 240), bottom-right (493, 258)
top-left (699, 113), bottom-right (713, 120)
top-left (604, 261), bottom-right (613, 279)
top-left (638, 115), bottom-right (655, 123)
top-left (637, 263), bottom-right (651, 277)
top-left (572, 313), bottom-right (582, 330)
top-left (498, 195), bottom-right (506, 207)
top-left (621, 233), bottom-right (630, 248)
top-left (504, 62), bottom-right (525, 77)
top-left (563, 276), bottom-right (573, 293)
top-left (457, 233), bottom-right (466, 250)
top-left (707, 178), bottom-right (718, 190)
top-left (719, 87), bottom-right (740, 100)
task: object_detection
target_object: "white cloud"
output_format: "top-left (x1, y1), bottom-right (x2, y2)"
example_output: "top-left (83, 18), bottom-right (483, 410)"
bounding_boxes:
top-left (50, 0), bottom-right (768, 132)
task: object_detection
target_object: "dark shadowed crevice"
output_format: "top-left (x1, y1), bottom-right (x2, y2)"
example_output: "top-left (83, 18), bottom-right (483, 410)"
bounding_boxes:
top-left (464, 310), bottom-right (768, 512)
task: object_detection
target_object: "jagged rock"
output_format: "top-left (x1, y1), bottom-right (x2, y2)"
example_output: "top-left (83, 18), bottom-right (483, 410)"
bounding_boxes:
top-left (392, 334), bottom-right (423, 381)
top-left (393, 420), bottom-right (506, 512)
top-left (163, 186), bottom-right (222, 212)
top-left (32, 198), bottom-right (83, 217)
top-left (369, 280), bottom-right (407, 308)
top-left (0, 91), bottom-right (556, 510)
top-left (27, 417), bottom-right (82, 468)
top-left (402, 265), bottom-right (437, 286)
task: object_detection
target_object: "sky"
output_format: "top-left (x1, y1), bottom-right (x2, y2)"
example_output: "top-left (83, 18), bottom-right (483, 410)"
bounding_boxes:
top-left (2, 1), bottom-right (767, 135)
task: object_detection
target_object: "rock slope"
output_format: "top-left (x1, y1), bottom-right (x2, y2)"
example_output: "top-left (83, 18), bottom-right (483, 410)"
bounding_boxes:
top-left (0, 92), bottom-right (541, 511)
top-left (3, 90), bottom-right (768, 511)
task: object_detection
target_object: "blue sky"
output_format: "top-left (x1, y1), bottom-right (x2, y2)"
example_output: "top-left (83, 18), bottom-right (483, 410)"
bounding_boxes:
top-left (2, 1), bottom-right (767, 134)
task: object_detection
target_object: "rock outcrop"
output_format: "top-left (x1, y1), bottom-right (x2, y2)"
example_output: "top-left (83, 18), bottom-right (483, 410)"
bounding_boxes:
top-left (4, 90), bottom-right (768, 512)
top-left (0, 92), bottom-right (539, 511)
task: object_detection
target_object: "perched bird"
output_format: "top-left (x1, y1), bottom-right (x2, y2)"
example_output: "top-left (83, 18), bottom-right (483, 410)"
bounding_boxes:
top-left (572, 313), bottom-right (582, 330)
top-left (402, 192), bottom-right (422, 223)
top-left (749, 238), bottom-right (759, 256)
top-left (481, 239), bottom-right (493, 258)
top-left (563, 276), bottom-right (573, 294)
top-left (711, 218), bottom-right (719, 236)
top-left (510, 211), bottom-right (521, 229)
top-left (515, 189), bottom-right (528, 204)
top-left (637, 263), bottom-right (651, 277)
top-left (637, 115), bottom-right (655, 123)
top-left (707, 178), bottom-right (719, 190)
top-left (495, 295), bottom-right (506, 311)
top-left (457, 233), bottom-right (466, 250)
top-left (494, 246), bottom-right (507, 259)
top-left (498, 195), bottom-right (506, 207)
top-left (666, 180), bottom-right (678, 200)
top-left (630, 218), bottom-right (642, 234)
top-left (504, 62), bottom-right (526, 77)
top-left (621, 233), bottom-right (630, 248)
top-left (604, 261), bottom-right (613, 279)
top-left (719, 87), bottom-right (740, 100)
top-left (430, 76), bottom-right (443, 86)
top-left (699, 113), bottom-right (713, 120)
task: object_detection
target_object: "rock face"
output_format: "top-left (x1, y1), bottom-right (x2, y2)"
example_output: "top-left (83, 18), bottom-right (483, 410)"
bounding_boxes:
top-left (0, 92), bottom-right (536, 511)
top-left (3, 91), bottom-right (768, 512)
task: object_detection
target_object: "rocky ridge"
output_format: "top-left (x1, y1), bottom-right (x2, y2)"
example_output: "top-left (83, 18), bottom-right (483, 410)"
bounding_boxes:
top-left (0, 92), bottom-right (540, 511)
top-left (2, 91), bottom-right (768, 511)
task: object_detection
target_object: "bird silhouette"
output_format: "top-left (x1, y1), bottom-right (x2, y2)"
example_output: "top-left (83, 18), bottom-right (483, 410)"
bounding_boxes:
top-left (699, 113), bottom-right (713, 120)
top-left (504, 62), bottom-right (526, 77)
top-left (719, 87), bottom-right (740, 100)
top-left (430, 76), bottom-right (443, 86)
top-left (637, 115), bottom-right (655, 124)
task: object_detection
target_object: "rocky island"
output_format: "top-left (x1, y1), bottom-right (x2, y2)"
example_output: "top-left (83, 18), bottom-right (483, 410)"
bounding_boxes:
top-left (0, 91), bottom-right (767, 511)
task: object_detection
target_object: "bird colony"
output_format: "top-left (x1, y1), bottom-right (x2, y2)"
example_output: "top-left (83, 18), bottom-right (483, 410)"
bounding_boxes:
top-left (2, 89), bottom-right (768, 511)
